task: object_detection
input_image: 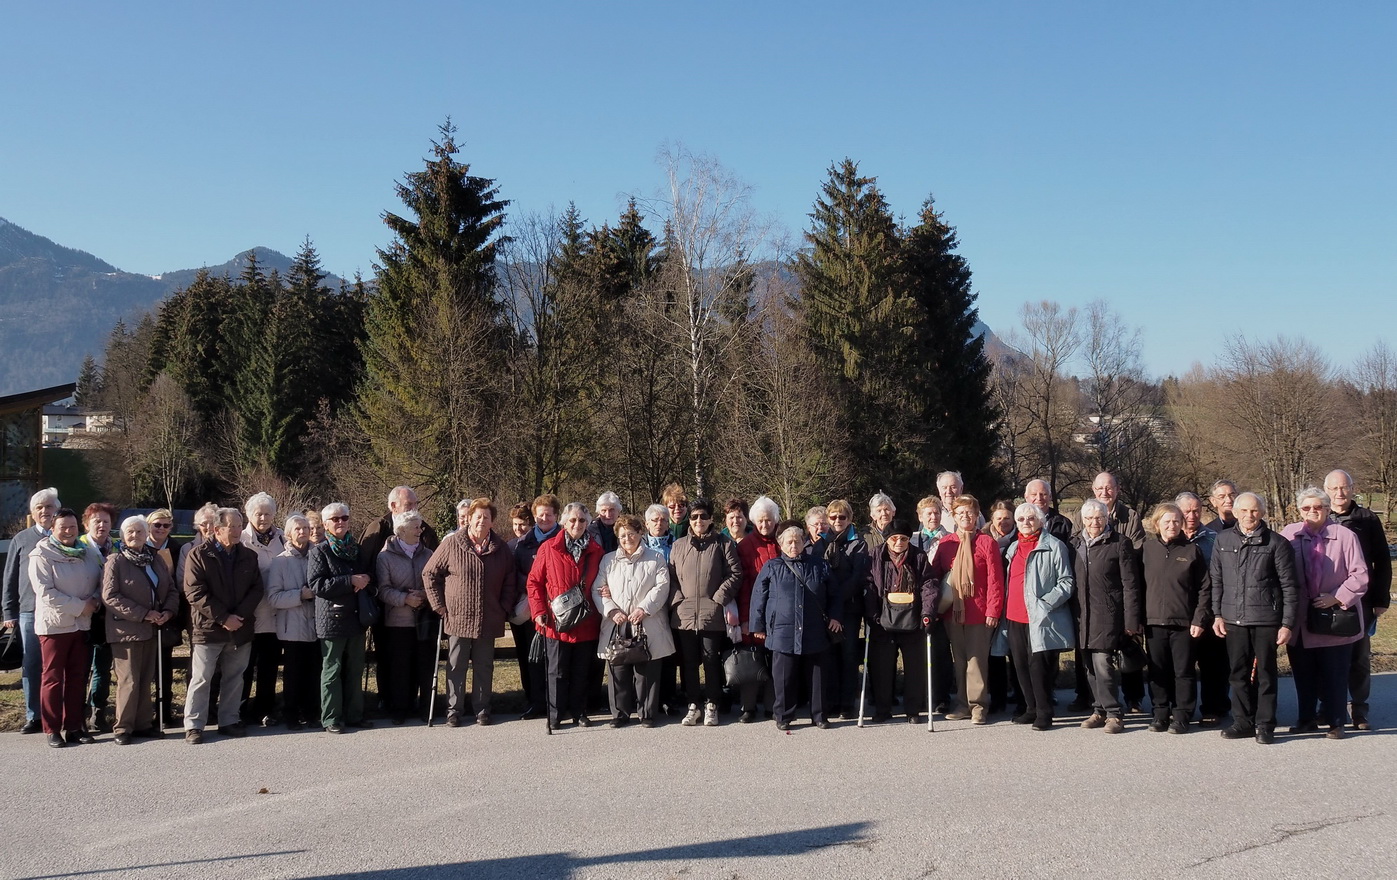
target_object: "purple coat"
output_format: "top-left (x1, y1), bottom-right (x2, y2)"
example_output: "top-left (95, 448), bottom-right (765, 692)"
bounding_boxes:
top-left (1280, 521), bottom-right (1368, 648)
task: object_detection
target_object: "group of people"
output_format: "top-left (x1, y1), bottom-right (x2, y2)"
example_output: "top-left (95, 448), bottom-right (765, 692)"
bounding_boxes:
top-left (1, 467), bottom-right (1386, 746)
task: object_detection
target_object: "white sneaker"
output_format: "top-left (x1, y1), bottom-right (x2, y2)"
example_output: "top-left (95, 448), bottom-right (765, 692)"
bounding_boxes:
top-left (703, 702), bottom-right (719, 726)
top-left (682, 704), bottom-right (702, 726)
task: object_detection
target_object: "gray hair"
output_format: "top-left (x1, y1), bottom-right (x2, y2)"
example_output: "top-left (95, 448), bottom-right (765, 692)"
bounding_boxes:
top-left (867, 492), bottom-right (895, 516)
top-left (1024, 479), bottom-right (1052, 500)
top-left (1174, 492), bottom-right (1202, 507)
top-left (561, 501), bottom-right (591, 523)
top-left (29, 487), bottom-right (59, 510)
top-left (388, 485), bottom-right (416, 508)
top-left (1209, 479), bottom-right (1238, 495)
top-left (777, 523), bottom-right (806, 543)
top-left (936, 471), bottom-right (964, 490)
top-left (1080, 499), bottom-right (1110, 521)
top-left (595, 491), bottom-right (622, 512)
top-left (194, 502), bottom-right (219, 524)
top-left (244, 492), bottom-right (277, 516)
top-left (1236, 491), bottom-right (1267, 516)
top-left (1014, 503), bottom-right (1044, 530)
top-left (644, 503), bottom-right (670, 524)
top-left (455, 499), bottom-right (472, 514)
top-left (321, 502), bottom-right (350, 521)
top-left (392, 510), bottom-right (423, 534)
top-left (119, 514), bottom-right (149, 535)
top-left (750, 495), bottom-right (781, 522)
top-left (1296, 486), bottom-right (1330, 510)
top-left (215, 507), bottom-right (244, 530)
top-left (805, 505), bottom-right (828, 525)
top-left (1325, 469), bottom-right (1354, 488)
top-left (284, 514), bottom-right (310, 532)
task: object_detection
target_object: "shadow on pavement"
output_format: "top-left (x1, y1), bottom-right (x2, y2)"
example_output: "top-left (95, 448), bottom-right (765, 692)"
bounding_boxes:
top-left (13, 850), bottom-right (308, 880)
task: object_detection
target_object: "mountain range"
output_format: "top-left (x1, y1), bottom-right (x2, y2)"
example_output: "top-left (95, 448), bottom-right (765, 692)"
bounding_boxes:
top-left (0, 218), bottom-right (339, 396)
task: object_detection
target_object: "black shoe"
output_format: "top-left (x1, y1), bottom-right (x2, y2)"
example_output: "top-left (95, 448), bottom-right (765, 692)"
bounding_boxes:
top-left (1353, 715), bottom-right (1371, 731)
top-left (933, 702), bottom-right (949, 714)
top-left (346, 719), bottom-right (374, 729)
top-left (445, 714), bottom-right (460, 728)
top-left (113, 732), bottom-right (133, 745)
top-left (1326, 726), bottom-right (1345, 740)
top-left (739, 711), bottom-right (755, 723)
top-left (907, 714), bottom-right (922, 725)
top-left (1255, 728), bottom-right (1275, 745)
top-left (184, 729), bottom-right (203, 744)
top-left (519, 706), bottom-right (540, 721)
top-left (1149, 719), bottom-right (1169, 733)
top-left (20, 719), bottom-right (41, 735)
top-left (609, 716), bottom-right (630, 729)
top-left (66, 729), bottom-right (96, 745)
top-left (1220, 725), bottom-right (1255, 740)
top-left (776, 720), bottom-right (790, 731)
top-left (870, 713), bottom-right (891, 724)
top-left (1289, 719), bottom-right (1320, 734)
top-left (261, 714), bottom-right (278, 728)
top-left (326, 724), bottom-right (344, 734)
top-left (640, 719), bottom-right (656, 728)
top-left (815, 719), bottom-right (830, 729)
top-left (1031, 718), bottom-right (1053, 731)
top-left (576, 715), bottom-right (592, 728)
top-left (1012, 712), bottom-right (1035, 725)
top-left (217, 723), bottom-right (247, 738)
top-left (476, 711), bottom-right (491, 726)
top-left (392, 715), bottom-right (407, 725)
top-left (47, 732), bottom-right (66, 748)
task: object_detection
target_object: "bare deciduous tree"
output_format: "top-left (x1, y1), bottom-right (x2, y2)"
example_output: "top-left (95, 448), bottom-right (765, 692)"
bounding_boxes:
top-left (1350, 340), bottom-right (1397, 521)
top-left (996, 300), bottom-right (1084, 499)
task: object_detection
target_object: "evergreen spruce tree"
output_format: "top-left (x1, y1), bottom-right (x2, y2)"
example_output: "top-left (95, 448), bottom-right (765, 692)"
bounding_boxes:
top-left (75, 355), bottom-right (102, 406)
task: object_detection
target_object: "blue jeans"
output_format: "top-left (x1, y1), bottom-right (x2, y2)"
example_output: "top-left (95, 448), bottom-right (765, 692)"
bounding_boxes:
top-left (20, 612), bottom-right (40, 723)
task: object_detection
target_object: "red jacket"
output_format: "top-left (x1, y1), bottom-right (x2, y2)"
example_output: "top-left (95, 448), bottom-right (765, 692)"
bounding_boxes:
top-left (929, 532), bottom-right (1005, 625)
top-left (737, 531), bottom-right (780, 645)
top-left (526, 532), bottom-right (603, 643)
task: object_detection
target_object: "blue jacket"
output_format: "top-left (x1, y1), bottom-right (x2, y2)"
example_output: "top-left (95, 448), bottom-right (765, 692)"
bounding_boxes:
top-left (1002, 532), bottom-right (1076, 653)
top-left (750, 553), bottom-right (840, 655)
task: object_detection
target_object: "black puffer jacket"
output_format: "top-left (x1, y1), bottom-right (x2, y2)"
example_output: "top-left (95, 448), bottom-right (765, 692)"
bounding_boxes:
top-left (1073, 529), bottom-right (1143, 649)
top-left (1142, 535), bottom-right (1211, 628)
top-left (1209, 523), bottom-right (1299, 628)
top-left (309, 543), bottom-right (370, 640)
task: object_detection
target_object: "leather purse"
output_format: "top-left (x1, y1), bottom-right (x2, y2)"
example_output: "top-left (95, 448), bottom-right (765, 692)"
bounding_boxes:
top-left (604, 621), bottom-right (650, 665)
top-left (879, 591), bottom-right (920, 632)
top-left (549, 582), bottom-right (594, 632)
top-left (1307, 603), bottom-right (1361, 638)
top-left (723, 644), bottom-right (771, 688)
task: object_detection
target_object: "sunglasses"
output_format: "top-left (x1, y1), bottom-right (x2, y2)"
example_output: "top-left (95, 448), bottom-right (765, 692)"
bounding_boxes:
top-left (690, 513), bottom-right (712, 521)
top-left (328, 515), bottom-right (350, 523)
top-left (150, 522), bottom-right (171, 528)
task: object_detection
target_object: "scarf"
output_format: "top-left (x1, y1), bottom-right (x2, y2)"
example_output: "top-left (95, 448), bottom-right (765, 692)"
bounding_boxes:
top-left (395, 538), bottom-right (420, 558)
top-left (565, 532), bottom-right (590, 563)
top-left (253, 528), bottom-right (276, 547)
top-left (326, 531), bottom-right (360, 564)
top-left (49, 536), bottom-right (87, 559)
top-left (121, 544), bottom-right (156, 568)
top-left (888, 549), bottom-right (913, 594)
top-left (950, 529), bottom-right (978, 624)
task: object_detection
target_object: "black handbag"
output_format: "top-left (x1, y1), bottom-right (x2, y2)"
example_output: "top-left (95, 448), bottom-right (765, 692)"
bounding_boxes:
top-left (879, 591), bottom-right (920, 632)
top-left (356, 589), bottom-right (381, 628)
top-left (549, 582), bottom-right (594, 633)
top-left (1307, 603), bottom-right (1361, 638)
top-left (604, 621), bottom-right (650, 665)
top-left (723, 644), bottom-right (771, 688)
top-left (0, 624), bottom-right (21, 671)
top-left (1119, 634), bottom-right (1147, 674)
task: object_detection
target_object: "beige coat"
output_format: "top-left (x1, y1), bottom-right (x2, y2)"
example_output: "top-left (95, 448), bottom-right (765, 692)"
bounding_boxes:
top-left (591, 545), bottom-right (675, 660)
top-left (242, 525), bottom-right (286, 633)
top-left (265, 545), bottom-right (317, 642)
top-left (28, 539), bottom-right (104, 635)
top-left (101, 553), bottom-right (179, 643)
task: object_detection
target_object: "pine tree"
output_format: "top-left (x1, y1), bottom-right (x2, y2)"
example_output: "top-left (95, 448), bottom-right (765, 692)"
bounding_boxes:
top-left (356, 122), bottom-right (513, 517)
top-left (75, 355), bottom-right (102, 406)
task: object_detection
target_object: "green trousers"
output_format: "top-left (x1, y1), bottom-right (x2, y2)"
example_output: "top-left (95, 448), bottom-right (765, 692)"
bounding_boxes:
top-left (321, 635), bottom-right (366, 726)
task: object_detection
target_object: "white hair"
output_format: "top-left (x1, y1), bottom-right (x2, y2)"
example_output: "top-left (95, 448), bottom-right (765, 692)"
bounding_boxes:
top-left (29, 487), bottom-right (59, 510)
top-left (777, 523), bottom-right (806, 543)
top-left (644, 503), bottom-right (670, 524)
top-left (1296, 487), bottom-right (1330, 510)
top-left (215, 507), bottom-right (243, 530)
top-left (388, 486), bottom-right (416, 508)
top-left (284, 514), bottom-right (310, 532)
top-left (936, 471), bottom-right (964, 490)
top-left (750, 495), bottom-right (781, 523)
top-left (867, 492), bottom-right (895, 516)
top-left (1174, 492), bottom-right (1202, 506)
top-left (1236, 491), bottom-right (1267, 516)
top-left (119, 514), bottom-right (149, 535)
top-left (392, 510), bottom-right (423, 534)
top-left (321, 502), bottom-right (350, 521)
top-left (561, 501), bottom-right (591, 523)
top-left (244, 492), bottom-right (277, 516)
top-left (195, 502), bottom-right (219, 524)
top-left (455, 498), bottom-right (472, 514)
top-left (1079, 499), bottom-right (1110, 521)
top-left (1014, 503), bottom-right (1044, 529)
top-left (595, 491), bottom-right (622, 512)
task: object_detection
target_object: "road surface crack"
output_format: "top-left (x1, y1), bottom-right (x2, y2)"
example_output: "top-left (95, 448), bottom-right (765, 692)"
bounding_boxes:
top-left (1188, 811), bottom-right (1383, 868)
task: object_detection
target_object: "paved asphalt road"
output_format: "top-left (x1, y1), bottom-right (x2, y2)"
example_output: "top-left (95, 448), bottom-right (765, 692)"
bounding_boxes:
top-left (2, 675), bottom-right (1394, 880)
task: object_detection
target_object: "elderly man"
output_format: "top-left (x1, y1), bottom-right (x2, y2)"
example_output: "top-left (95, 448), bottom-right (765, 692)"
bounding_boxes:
top-left (1025, 480), bottom-right (1074, 547)
top-left (1177, 491), bottom-right (1228, 724)
top-left (3, 487), bottom-right (61, 734)
top-left (935, 471), bottom-right (985, 532)
top-left (182, 508), bottom-right (264, 743)
top-left (1324, 469), bottom-right (1391, 731)
top-left (1203, 480), bottom-right (1238, 534)
top-left (1210, 493), bottom-right (1298, 744)
top-left (864, 492), bottom-right (897, 550)
top-left (1090, 472), bottom-right (1145, 552)
top-left (589, 491), bottom-right (623, 553)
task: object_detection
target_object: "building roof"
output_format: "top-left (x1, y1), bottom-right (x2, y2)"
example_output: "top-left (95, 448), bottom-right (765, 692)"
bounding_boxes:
top-left (0, 383), bottom-right (77, 417)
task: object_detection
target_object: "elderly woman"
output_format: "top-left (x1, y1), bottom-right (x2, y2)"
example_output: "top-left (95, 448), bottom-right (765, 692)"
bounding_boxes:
top-left (734, 496), bottom-right (782, 722)
top-left (1073, 499), bottom-right (1143, 734)
top-left (824, 498), bottom-right (871, 720)
top-left (527, 502), bottom-right (603, 727)
top-left (642, 504), bottom-right (675, 559)
top-left (1003, 503), bottom-right (1076, 731)
top-left (865, 519), bottom-right (932, 722)
top-left (309, 502), bottom-right (375, 733)
top-left (986, 501), bottom-right (1015, 542)
top-left (423, 498), bottom-right (516, 727)
top-left (591, 514), bottom-right (675, 727)
top-left (669, 497), bottom-right (742, 727)
top-left (512, 494), bottom-right (561, 722)
top-left (662, 483), bottom-right (690, 540)
top-left (303, 507), bottom-right (327, 544)
top-left (374, 510), bottom-right (436, 724)
top-left (1281, 487), bottom-right (1369, 739)
top-left (1142, 503), bottom-right (1211, 734)
top-left (864, 491), bottom-right (897, 549)
top-left (928, 495), bottom-right (1005, 724)
top-left (2, 487), bottom-right (60, 735)
top-left (80, 502), bottom-right (119, 734)
top-left (144, 507), bottom-right (186, 726)
top-left (589, 491), bottom-right (623, 553)
top-left (28, 507), bottom-right (104, 747)
top-left (722, 497), bottom-right (750, 542)
top-left (911, 496), bottom-right (945, 555)
top-left (240, 492), bottom-right (286, 726)
top-left (266, 514), bottom-right (320, 729)
top-left (101, 515), bottom-right (179, 744)
top-left (751, 520), bottom-right (842, 730)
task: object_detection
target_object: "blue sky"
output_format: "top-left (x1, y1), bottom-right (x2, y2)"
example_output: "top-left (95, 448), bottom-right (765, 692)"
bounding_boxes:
top-left (3, 2), bottom-right (1393, 377)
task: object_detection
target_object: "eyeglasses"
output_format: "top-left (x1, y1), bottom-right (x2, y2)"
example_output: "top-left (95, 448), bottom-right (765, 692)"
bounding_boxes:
top-left (690, 513), bottom-right (712, 521)
top-left (150, 522), bottom-right (171, 529)
top-left (328, 515), bottom-right (350, 523)
top-left (1298, 505), bottom-right (1326, 513)
top-left (828, 514), bottom-right (848, 521)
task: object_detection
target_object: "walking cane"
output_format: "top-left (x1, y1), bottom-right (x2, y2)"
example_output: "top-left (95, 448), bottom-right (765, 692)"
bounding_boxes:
top-left (926, 628), bottom-right (935, 733)
top-left (155, 628), bottom-right (165, 731)
top-left (857, 621), bottom-right (870, 728)
top-left (427, 615), bottom-right (445, 727)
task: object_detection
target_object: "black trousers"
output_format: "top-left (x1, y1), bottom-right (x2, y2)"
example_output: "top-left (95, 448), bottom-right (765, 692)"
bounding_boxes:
top-left (824, 611), bottom-right (865, 714)
top-left (930, 618), bottom-right (954, 707)
top-left (242, 632), bottom-right (282, 719)
top-left (1007, 621), bottom-right (1056, 723)
top-left (1146, 625), bottom-right (1196, 723)
top-left (1348, 630), bottom-right (1372, 720)
top-left (608, 658), bottom-right (660, 721)
top-left (380, 626), bottom-right (436, 719)
top-left (544, 637), bottom-right (597, 724)
top-left (1196, 626), bottom-right (1231, 718)
top-left (280, 639), bottom-right (322, 724)
top-left (1225, 624), bottom-right (1279, 730)
top-left (675, 630), bottom-right (724, 708)
top-left (509, 619), bottom-right (544, 712)
top-left (868, 629), bottom-right (926, 719)
top-left (1289, 641), bottom-right (1354, 728)
top-left (771, 650), bottom-right (827, 724)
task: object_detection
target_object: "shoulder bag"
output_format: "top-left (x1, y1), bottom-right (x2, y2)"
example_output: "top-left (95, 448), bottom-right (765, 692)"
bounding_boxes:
top-left (604, 620), bottom-right (650, 665)
top-left (550, 581), bottom-right (594, 633)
